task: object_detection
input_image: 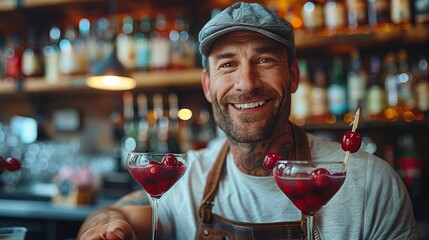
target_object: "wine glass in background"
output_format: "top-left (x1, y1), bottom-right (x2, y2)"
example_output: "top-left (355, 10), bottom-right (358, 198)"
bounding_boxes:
top-left (273, 160), bottom-right (346, 240)
top-left (127, 152), bottom-right (188, 240)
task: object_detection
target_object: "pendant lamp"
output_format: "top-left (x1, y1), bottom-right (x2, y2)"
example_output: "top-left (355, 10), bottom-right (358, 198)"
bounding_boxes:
top-left (86, 48), bottom-right (137, 91)
top-left (86, 0), bottom-right (137, 91)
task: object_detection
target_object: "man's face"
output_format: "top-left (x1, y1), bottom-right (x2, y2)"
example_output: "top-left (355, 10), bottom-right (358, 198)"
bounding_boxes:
top-left (202, 31), bottom-right (299, 143)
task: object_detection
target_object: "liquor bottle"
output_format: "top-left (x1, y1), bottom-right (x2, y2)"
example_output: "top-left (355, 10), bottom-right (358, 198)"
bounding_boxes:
top-left (310, 66), bottom-right (330, 122)
top-left (324, 0), bottom-right (347, 34)
top-left (43, 26), bottom-right (61, 83)
top-left (414, 0), bottom-right (429, 26)
top-left (365, 55), bottom-right (387, 121)
top-left (396, 50), bottom-right (417, 114)
top-left (345, 0), bottom-right (368, 31)
top-left (4, 33), bottom-right (23, 85)
top-left (390, 0), bottom-right (411, 28)
top-left (383, 143), bottom-right (396, 167)
top-left (22, 30), bottom-right (43, 78)
top-left (383, 51), bottom-right (400, 121)
top-left (397, 134), bottom-right (422, 197)
top-left (347, 49), bottom-right (367, 113)
top-left (59, 26), bottom-right (80, 76)
top-left (414, 57), bottom-right (429, 115)
top-left (116, 16), bottom-right (136, 70)
top-left (169, 13), bottom-right (196, 70)
top-left (88, 17), bottom-right (114, 75)
top-left (0, 34), bottom-right (5, 79)
top-left (136, 93), bottom-right (149, 152)
top-left (327, 56), bottom-right (347, 120)
top-left (195, 108), bottom-right (215, 150)
top-left (134, 14), bottom-right (152, 72)
top-left (75, 18), bottom-right (91, 75)
top-left (301, 0), bottom-right (324, 34)
top-left (150, 13), bottom-right (171, 71)
top-left (367, 0), bottom-right (392, 30)
top-left (123, 91), bottom-right (136, 139)
top-left (167, 93), bottom-right (181, 152)
top-left (291, 59), bottom-right (313, 124)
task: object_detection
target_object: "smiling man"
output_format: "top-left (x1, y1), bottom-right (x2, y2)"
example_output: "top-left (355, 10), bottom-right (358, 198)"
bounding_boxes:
top-left (78, 2), bottom-right (419, 240)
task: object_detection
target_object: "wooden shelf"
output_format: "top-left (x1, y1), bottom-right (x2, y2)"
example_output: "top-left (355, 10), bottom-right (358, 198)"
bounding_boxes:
top-left (0, 0), bottom-right (104, 11)
top-left (302, 119), bottom-right (429, 131)
top-left (0, 68), bottom-right (202, 95)
top-left (295, 26), bottom-right (429, 50)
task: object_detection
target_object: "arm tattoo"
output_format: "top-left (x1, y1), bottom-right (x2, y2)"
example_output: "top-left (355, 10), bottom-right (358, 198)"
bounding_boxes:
top-left (114, 190), bottom-right (150, 206)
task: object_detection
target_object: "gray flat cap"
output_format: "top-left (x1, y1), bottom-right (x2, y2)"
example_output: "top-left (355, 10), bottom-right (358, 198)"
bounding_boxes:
top-left (199, 2), bottom-right (295, 67)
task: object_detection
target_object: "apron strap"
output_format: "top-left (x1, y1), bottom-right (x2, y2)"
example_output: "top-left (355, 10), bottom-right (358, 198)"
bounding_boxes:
top-left (198, 124), bottom-right (311, 223)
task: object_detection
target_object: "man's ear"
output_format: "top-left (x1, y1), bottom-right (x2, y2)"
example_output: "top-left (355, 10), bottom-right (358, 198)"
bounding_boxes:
top-left (289, 60), bottom-right (300, 93)
top-left (201, 70), bottom-right (212, 103)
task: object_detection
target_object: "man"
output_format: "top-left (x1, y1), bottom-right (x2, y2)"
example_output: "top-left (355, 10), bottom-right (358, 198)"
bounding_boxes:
top-left (78, 2), bottom-right (419, 239)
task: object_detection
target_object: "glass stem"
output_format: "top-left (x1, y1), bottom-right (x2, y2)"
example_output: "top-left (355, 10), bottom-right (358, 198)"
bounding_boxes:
top-left (305, 215), bottom-right (314, 240)
top-left (151, 197), bottom-right (159, 240)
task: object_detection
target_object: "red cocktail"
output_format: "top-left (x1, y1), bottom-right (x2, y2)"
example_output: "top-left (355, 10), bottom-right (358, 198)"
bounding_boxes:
top-left (127, 152), bottom-right (188, 240)
top-left (273, 160), bottom-right (345, 240)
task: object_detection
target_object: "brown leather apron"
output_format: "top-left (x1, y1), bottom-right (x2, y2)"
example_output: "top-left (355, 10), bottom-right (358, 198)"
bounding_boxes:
top-left (195, 124), bottom-right (320, 240)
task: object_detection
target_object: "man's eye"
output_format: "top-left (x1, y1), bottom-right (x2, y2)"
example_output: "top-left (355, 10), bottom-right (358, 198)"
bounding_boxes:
top-left (220, 62), bottom-right (236, 68)
top-left (258, 57), bottom-right (276, 64)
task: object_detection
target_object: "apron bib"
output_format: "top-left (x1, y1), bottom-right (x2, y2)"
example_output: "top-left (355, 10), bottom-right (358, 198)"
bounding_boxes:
top-left (195, 124), bottom-right (320, 240)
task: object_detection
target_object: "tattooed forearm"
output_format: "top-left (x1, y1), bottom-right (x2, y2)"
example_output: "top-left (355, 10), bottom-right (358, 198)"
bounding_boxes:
top-left (115, 190), bottom-right (150, 206)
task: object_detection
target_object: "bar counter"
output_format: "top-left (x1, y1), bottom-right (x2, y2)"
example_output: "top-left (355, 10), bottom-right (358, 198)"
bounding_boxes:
top-left (0, 183), bottom-right (119, 240)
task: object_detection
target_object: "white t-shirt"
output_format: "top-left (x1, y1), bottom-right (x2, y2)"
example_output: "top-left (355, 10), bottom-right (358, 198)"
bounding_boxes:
top-left (158, 134), bottom-right (419, 239)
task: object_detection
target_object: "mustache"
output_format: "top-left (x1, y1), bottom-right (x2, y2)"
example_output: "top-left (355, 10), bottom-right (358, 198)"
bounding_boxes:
top-left (221, 89), bottom-right (277, 104)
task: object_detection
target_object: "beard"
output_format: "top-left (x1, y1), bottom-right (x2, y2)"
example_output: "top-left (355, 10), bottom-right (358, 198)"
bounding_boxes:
top-left (211, 89), bottom-right (286, 143)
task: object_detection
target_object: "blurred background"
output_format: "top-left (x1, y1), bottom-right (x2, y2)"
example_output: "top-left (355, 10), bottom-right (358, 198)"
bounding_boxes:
top-left (0, 0), bottom-right (428, 239)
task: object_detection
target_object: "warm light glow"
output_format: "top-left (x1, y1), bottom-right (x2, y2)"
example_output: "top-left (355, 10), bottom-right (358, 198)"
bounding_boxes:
top-left (178, 108), bottom-right (192, 121)
top-left (86, 75), bottom-right (137, 91)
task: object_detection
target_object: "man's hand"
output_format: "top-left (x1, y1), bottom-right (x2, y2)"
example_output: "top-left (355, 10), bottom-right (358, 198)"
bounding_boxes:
top-left (79, 219), bottom-right (137, 240)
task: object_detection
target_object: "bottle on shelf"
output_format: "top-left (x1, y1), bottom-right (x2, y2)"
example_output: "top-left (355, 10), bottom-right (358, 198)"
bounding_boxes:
top-left (291, 59), bottom-right (313, 125)
top-left (346, 49), bottom-right (367, 113)
top-left (301, 0), bottom-right (324, 34)
top-left (150, 13), bottom-right (171, 71)
top-left (169, 13), bottom-right (196, 70)
top-left (323, 0), bottom-right (347, 34)
top-left (43, 26), bottom-right (61, 83)
top-left (367, 0), bottom-right (392, 30)
top-left (134, 14), bottom-right (152, 72)
top-left (22, 30), bottom-right (43, 78)
top-left (0, 34), bottom-right (5, 79)
top-left (59, 26), bottom-right (79, 76)
top-left (414, 0), bottom-right (429, 26)
top-left (383, 51), bottom-right (400, 121)
top-left (390, 0), bottom-right (412, 29)
top-left (75, 18), bottom-right (91, 75)
top-left (310, 66), bottom-right (330, 123)
top-left (327, 56), bottom-right (347, 121)
top-left (167, 93), bottom-right (180, 152)
top-left (4, 33), bottom-right (23, 84)
top-left (414, 57), bottom-right (429, 115)
top-left (345, 0), bottom-right (369, 32)
top-left (116, 15), bottom-right (136, 70)
top-left (397, 134), bottom-right (422, 197)
top-left (136, 93), bottom-right (149, 152)
top-left (365, 55), bottom-right (387, 121)
top-left (396, 50), bottom-right (417, 118)
top-left (148, 93), bottom-right (165, 153)
top-left (87, 17), bottom-right (115, 75)
top-left (121, 91), bottom-right (137, 166)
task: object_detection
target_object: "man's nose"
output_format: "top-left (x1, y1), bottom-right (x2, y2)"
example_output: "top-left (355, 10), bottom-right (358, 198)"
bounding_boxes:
top-left (234, 64), bottom-right (261, 91)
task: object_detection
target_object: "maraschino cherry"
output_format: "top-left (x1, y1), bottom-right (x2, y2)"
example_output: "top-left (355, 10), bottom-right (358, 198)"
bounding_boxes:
top-left (0, 156), bottom-right (21, 175)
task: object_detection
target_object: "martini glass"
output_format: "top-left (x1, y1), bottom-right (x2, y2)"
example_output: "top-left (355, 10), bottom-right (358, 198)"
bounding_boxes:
top-left (273, 160), bottom-right (346, 240)
top-left (127, 152), bottom-right (188, 240)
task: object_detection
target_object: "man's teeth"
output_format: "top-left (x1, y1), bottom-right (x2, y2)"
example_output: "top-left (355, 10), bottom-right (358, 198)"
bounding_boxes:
top-left (234, 101), bottom-right (266, 109)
